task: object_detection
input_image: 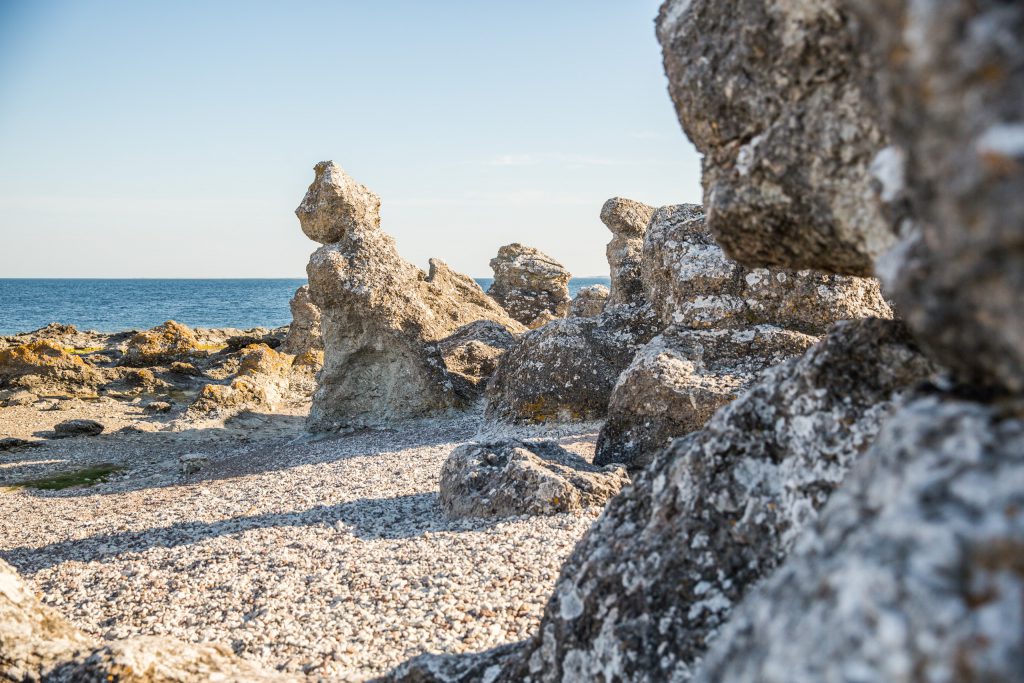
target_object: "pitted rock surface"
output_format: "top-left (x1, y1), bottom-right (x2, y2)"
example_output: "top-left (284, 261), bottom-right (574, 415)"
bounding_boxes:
top-left (280, 285), bottom-right (322, 356)
top-left (436, 320), bottom-right (517, 389)
top-left (500, 318), bottom-right (934, 682)
top-left (852, 0), bottom-right (1024, 394)
top-left (568, 285), bottom-right (609, 318)
top-left (594, 325), bottom-right (817, 471)
top-left (601, 197), bottom-right (655, 307)
top-left (300, 162), bottom-right (525, 431)
top-left (657, 0), bottom-right (895, 275)
top-left (187, 344), bottom-right (293, 418)
top-left (641, 204), bottom-right (891, 332)
top-left (694, 396), bottom-right (1024, 683)
top-left (439, 440), bottom-right (629, 519)
top-left (295, 161), bottom-right (381, 244)
top-left (484, 303), bottom-right (659, 424)
top-left (487, 244), bottom-right (571, 327)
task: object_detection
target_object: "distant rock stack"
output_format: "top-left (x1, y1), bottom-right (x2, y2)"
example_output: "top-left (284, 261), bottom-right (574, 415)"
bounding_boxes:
top-left (297, 161), bottom-right (525, 431)
top-left (568, 284), bottom-right (609, 318)
top-left (601, 197), bottom-right (655, 307)
top-left (487, 243), bottom-right (571, 329)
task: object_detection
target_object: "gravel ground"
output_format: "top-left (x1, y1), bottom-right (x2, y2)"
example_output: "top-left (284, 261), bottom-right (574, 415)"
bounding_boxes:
top-left (0, 402), bottom-right (602, 680)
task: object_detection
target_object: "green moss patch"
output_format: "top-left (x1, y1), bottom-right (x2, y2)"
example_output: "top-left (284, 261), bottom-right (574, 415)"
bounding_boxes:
top-left (11, 463), bottom-right (123, 490)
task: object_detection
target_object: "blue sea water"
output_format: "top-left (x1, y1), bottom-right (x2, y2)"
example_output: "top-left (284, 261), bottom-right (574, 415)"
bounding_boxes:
top-left (0, 278), bottom-right (611, 335)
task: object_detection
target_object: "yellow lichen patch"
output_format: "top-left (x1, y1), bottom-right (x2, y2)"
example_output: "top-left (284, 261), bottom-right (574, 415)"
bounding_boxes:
top-left (64, 346), bottom-right (104, 355)
top-left (0, 340), bottom-right (91, 378)
top-left (238, 344), bottom-right (293, 379)
top-left (292, 349), bottom-right (324, 370)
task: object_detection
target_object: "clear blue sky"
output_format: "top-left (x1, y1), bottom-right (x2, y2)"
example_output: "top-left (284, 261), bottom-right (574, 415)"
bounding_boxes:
top-left (0, 1), bottom-right (700, 278)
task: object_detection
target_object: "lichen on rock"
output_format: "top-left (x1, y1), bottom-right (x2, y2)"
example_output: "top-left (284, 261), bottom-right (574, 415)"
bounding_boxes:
top-left (487, 243), bottom-right (571, 327)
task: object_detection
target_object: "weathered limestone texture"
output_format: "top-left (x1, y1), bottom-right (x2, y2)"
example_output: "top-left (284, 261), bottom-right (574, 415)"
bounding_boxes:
top-left (436, 320), bottom-right (517, 390)
top-left (594, 325), bottom-right (817, 470)
top-left (641, 204), bottom-right (891, 332)
top-left (484, 304), bottom-right (659, 424)
top-left (0, 341), bottom-right (102, 396)
top-left (0, 558), bottom-right (288, 682)
top-left (280, 284), bottom-right (322, 355)
top-left (852, 0), bottom-right (1024, 394)
top-left (595, 204), bottom-right (891, 468)
top-left (439, 440), bottom-right (629, 519)
top-left (187, 344), bottom-right (293, 417)
top-left (601, 197), bottom-right (655, 307)
top-left (657, 0), bottom-right (895, 275)
top-left (502, 318), bottom-right (934, 682)
top-left (694, 397), bottom-right (1024, 683)
top-left (487, 244), bottom-right (571, 327)
top-left (568, 285), bottom-right (609, 318)
top-left (299, 161), bottom-right (525, 431)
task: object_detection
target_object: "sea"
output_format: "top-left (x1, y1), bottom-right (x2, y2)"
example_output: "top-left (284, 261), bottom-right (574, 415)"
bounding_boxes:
top-left (0, 278), bottom-right (612, 335)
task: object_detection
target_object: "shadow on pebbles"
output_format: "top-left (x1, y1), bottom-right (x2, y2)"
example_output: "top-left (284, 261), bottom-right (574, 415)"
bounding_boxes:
top-left (0, 404), bottom-right (603, 680)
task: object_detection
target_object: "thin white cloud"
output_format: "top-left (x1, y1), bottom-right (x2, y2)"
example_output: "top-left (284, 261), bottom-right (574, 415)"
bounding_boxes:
top-left (485, 152), bottom-right (618, 168)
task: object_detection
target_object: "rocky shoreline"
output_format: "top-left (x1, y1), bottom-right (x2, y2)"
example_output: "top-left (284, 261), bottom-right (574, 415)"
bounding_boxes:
top-left (3, 0), bottom-right (1022, 681)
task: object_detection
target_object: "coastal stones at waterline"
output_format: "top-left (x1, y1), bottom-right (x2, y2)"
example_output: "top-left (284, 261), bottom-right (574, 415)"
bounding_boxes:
top-left (280, 284), bottom-right (322, 355)
top-left (694, 396), bottom-right (1024, 683)
top-left (594, 325), bottom-right (817, 471)
top-left (119, 321), bottom-right (202, 368)
top-left (484, 303), bottom-right (660, 424)
top-left (502, 318), bottom-right (935, 682)
top-left (601, 197), bottom-right (655, 307)
top-left (641, 204), bottom-right (892, 332)
top-left (568, 284), bottom-right (608, 318)
top-left (0, 559), bottom-right (289, 682)
top-left (439, 440), bottom-right (629, 519)
top-left (657, 0), bottom-right (895, 276)
top-left (299, 161), bottom-right (525, 430)
top-left (851, 0), bottom-right (1024, 395)
top-left (0, 340), bottom-right (102, 396)
top-left (51, 419), bottom-right (105, 439)
top-left (487, 244), bottom-right (571, 328)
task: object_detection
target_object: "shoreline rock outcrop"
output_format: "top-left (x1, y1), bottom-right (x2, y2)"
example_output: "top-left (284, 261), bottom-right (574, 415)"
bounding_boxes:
top-left (487, 244), bottom-right (571, 328)
top-left (280, 285), bottom-right (322, 356)
top-left (299, 161), bottom-right (525, 431)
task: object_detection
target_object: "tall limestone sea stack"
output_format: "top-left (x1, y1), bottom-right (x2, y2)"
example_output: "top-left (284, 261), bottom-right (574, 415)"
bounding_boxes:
top-left (299, 161), bottom-right (525, 431)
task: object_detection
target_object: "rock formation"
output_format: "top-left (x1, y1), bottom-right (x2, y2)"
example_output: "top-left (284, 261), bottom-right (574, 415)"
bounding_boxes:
top-left (436, 320), bottom-right (517, 390)
top-left (487, 244), bottom-right (571, 328)
top-left (484, 200), bottom-right (660, 424)
top-left (851, 0), bottom-right (1024, 395)
top-left (439, 440), bottom-right (629, 519)
top-left (280, 285), bottom-right (323, 356)
top-left (601, 197), bottom-right (655, 307)
top-left (594, 325), bottom-right (816, 470)
top-left (119, 321), bottom-right (202, 368)
top-left (0, 558), bottom-right (287, 682)
top-left (595, 204), bottom-right (891, 469)
top-left (484, 304), bottom-right (659, 424)
top-left (187, 344), bottom-right (293, 417)
top-left (657, 0), bottom-right (895, 276)
top-left (0, 340), bottom-right (102, 396)
top-left (568, 285), bottom-right (608, 318)
top-left (299, 161), bottom-right (525, 431)
top-left (694, 396), bottom-right (1024, 683)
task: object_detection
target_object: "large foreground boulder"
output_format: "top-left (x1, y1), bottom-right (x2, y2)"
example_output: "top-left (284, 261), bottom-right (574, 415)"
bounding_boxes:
top-left (487, 244), bottom-right (571, 328)
top-left (299, 161), bottom-right (525, 431)
top-left (502, 319), bottom-right (934, 682)
top-left (657, 0), bottom-right (895, 276)
top-left (439, 440), bottom-right (628, 519)
top-left (0, 558), bottom-right (286, 682)
top-left (853, 0), bottom-right (1024, 395)
top-left (694, 396), bottom-right (1024, 683)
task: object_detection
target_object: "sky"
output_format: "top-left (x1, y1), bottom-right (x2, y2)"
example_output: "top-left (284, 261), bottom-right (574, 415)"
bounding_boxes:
top-left (0, 0), bottom-right (701, 278)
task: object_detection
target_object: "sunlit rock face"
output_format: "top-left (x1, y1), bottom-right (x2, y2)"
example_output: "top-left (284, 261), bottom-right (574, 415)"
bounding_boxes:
top-left (298, 161), bottom-right (524, 431)
top-left (487, 243), bottom-right (571, 328)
